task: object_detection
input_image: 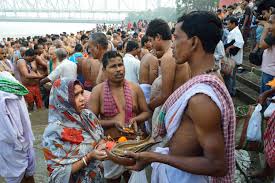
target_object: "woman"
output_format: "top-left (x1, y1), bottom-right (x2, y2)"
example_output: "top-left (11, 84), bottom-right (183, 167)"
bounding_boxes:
top-left (42, 78), bottom-right (107, 183)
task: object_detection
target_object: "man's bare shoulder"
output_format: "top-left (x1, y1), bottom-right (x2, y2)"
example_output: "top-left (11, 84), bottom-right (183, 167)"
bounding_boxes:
top-left (127, 81), bottom-right (142, 93)
top-left (187, 93), bottom-right (221, 126)
top-left (92, 82), bottom-right (104, 93)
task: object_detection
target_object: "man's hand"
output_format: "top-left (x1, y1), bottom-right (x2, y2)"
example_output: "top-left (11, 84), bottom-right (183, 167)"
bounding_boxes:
top-left (124, 151), bottom-right (153, 171)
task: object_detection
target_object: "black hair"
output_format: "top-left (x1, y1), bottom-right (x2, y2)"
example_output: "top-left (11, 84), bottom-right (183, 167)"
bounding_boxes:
top-left (177, 11), bottom-right (222, 54)
top-left (81, 35), bottom-right (89, 41)
top-left (141, 35), bottom-right (149, 47)
top-left (89, 32), bottom-right (108, 49)
top-left (228, 16), bottom-right (239, 26)
top-left (146, 19), bottom-right (172, 40)
top-left (126, 41), bottom-right (139, 53)
top-left (25, 48), bottom-right (35, 57)
top-left (217, 9), bottom-right (222, 13)
top-left (102, 51), bottom-right (123, 69)
top-left (74, 44), bottom-right (83, 52)
top-left (227, 5), bottom-right (234, 10)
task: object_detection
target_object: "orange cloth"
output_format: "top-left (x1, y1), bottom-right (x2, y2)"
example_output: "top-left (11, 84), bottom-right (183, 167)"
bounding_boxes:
top-left (24, 85), bottom-right (43, 109)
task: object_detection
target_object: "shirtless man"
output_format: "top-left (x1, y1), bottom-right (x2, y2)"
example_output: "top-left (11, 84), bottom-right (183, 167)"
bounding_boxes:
top-left (126, 11), bottom-right (236, 183)
top-left (146, 19), bottom-right (190, 111)
top-left (18, 48), bottom-right (44, 110)
top-left (85, 33), bottom-right (109, 86)
top-left (140, 35), bottom-right (153, 59)
top-left (34, 44), bottom-right (48, 77)
top-left (89, 51), bottom-right (150, 183)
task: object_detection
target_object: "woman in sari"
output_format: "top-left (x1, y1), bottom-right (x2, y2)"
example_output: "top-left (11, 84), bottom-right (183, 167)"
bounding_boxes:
top-left (42, 78), bottom-right (107, 183)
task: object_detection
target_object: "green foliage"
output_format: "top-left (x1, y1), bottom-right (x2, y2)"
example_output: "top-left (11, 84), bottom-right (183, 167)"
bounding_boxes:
top-left (125, 7), bottom-right (177, 23)
top-left (176, 0), bottom-right (219, 16)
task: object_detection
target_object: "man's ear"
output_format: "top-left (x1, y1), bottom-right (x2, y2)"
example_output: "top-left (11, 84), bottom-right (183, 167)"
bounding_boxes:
top-left (191, 36), bottom-right (200, 51)
top-left (155, 34), bottom-right (162, 41)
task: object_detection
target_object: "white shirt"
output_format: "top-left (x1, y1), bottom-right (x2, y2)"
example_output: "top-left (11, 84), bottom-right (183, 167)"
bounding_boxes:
top-left (48, 58), bottom-right (77, 82)
top-left (123, 53), bottom-right (140, 84)
top-left (227, 26), bottom-right (244, 65)
top-left (214, 40), bottom-right (225, 69)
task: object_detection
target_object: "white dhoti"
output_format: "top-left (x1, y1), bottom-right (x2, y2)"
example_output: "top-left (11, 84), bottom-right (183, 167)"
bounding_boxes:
top-left (140, 84), bottom-right (152, 104)
top-left (103, 160), bottom-right (125, 179)
top-left (151, 84), bottom-right (223, 183)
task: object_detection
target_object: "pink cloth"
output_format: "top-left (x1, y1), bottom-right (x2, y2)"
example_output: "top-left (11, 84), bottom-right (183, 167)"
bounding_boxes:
top-left (103, 80), bottom-right (133, 125)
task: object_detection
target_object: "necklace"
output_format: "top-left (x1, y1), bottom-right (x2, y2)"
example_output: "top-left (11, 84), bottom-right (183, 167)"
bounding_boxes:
top-left (203, 65), bottom-right (219, 74)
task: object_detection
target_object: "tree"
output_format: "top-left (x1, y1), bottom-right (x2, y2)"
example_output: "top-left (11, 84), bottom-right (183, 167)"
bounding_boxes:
top-left (125, 7), bottom-right (177, 23)
top-left (176, 0), bottom-right (218, 16)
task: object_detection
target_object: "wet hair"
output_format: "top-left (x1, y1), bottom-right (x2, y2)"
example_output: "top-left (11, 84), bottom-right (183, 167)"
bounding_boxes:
top-left (217, 9), bottom-right (222, 13)
top-left (177, 11), bottom-right (222, 54)
top-left (126, 41), bottom-right (139, 53)
top-left (25, 48), bottom-right (35, 57)
top-left (89, 32), bottom-right (108, 49)
top-left (141, 35), bottom-right (149, 47)
top-left (102, 51), bottom-right (123, 69)
top-left (146, 19), bottom-right (172, 40)
top-left (74, 44), bottom-right (83, 52)
top-left (227, 5), bottom-right (234, 10)
top-left (81, 35), bottom-right (89, 41)
top-left (228, 16), bottom-right (239, 26)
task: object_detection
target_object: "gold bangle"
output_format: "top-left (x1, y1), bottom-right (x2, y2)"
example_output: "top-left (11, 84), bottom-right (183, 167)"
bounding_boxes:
top-left (82, 156), bottom-right (87, 166)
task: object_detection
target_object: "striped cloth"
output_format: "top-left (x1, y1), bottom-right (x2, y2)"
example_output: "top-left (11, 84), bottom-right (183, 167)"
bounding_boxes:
top-left (103, 80), bottom-right (133, 125)
top-left (153, 74), bottom-right (236, 183)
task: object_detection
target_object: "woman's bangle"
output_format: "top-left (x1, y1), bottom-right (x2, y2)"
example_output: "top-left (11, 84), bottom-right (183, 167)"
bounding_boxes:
top-left (82, 156), bottom-right (87, 166)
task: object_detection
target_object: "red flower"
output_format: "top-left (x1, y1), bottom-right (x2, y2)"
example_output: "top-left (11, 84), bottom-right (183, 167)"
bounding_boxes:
top-left (53, 79), bottom-right (61, 88)
top-left (89, 171), bottom-right (97, 178)
top-left (61, 128), bottom-right (84, 144)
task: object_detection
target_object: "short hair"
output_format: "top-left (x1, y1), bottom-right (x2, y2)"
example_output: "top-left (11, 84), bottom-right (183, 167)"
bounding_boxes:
top-left (217, 9), bottom-right (222, 13)
top-left (146, 19), bottom-right (172, 40)
top-left (89, 33), bottom-right (108, 49)
top-left (74, 44), bottom-right (83, 52)
top-left (227, 5), bottom-right (234, 10)
top-left (102, 51), bottom-right (123, 69)
top-left (55, 48), bottom-right (67, 61)
top-left (81, 35), bottom-right (89, 41)
top-left (228, 16), bottom-right (239, 26)
top-left (141, 36), bottom-right (149, 47)
top-left (126, 41), bottom-right (139, 53)
top-left (25, 48), bottom-right (35, 57)
top-left (177, 11), bottom-right (222, 54)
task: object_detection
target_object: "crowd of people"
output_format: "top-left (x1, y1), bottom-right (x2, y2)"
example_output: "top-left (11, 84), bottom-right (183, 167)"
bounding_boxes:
top-left (0, 0), bottom-right (274, 183)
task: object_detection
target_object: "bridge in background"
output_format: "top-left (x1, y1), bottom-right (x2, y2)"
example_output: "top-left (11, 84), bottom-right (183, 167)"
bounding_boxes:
top-left (0, 0), bottom-right (175, 23)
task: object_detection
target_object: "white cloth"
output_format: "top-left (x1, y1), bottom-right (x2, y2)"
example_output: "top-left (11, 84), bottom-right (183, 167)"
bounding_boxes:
top-left (123, 53), bottom-right (140, 84)
top-left (48, 58), bottom-right (77, 82)
top-left (0, 90), bottom-right (35, 181)
top-left (214, 40), bottom-right (225, 69)
top-left (227, 26), bottom-right (244, 65)
top-left (140, 84), bottom-right (151, 103)
top-left (151, 83), bottom-right (222, 183)
top-left (103, 160), bottom-right (125, 179)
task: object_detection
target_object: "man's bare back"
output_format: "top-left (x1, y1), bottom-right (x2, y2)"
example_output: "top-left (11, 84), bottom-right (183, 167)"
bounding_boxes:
top-left (82, 57), bottom-right (101, 87)
top-left (18, 59), bottom-right (40, 86)
top-left (35, 55), bottom-right (48, 76)
top-left (139, 53), bottom-right (158, 85)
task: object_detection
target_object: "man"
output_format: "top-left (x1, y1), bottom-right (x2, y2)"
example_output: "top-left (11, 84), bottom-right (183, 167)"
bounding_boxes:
top-left (81, 33), bottom-right (108, 91)
top-left (123, 40), bottom-right (141, 84)
top-left (259, 12), bottom-right (275, 93)
top-left (34, 44), bottom-right (48, 77)
top-left (17, 48), bottom-right (44, 110)
top-left (69, 44), bottom-right (85, 84)
top-left (0, 71), bottom-right (35, 183)
top-left (126, 11), bottom-right (236, 183)
top-left (140, 35), bottom-right (153, 59)
top-left (0, 45), bottom-right (13, 74)
top-left (89, 51), bottom-right (150, 182)
top-left (40, 48), bottom-right (77, 85)
top-left (224, 17), bottom-right (244, 96)
top-left (146, 19), bottom-right (190, 111)
top-left (241, 0), bottom-right (252, 43)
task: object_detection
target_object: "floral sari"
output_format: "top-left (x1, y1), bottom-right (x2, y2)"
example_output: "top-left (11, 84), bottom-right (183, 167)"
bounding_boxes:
top-left (42, 78), bottom-right (105, 183)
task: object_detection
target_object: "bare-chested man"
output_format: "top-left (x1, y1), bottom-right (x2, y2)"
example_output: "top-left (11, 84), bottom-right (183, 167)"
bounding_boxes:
top-left (126, 11), bottom-right (236, 183)
top-left (18, 48), bottom-right (44, 110)
top-left (89, 51), bottom-right (150, 183)
top-left (34, 44), bottom-right (48, 77)
top-left (81, 33), bottom-right (108, 90)
top-left (146, 19), bottom-right (190, 110)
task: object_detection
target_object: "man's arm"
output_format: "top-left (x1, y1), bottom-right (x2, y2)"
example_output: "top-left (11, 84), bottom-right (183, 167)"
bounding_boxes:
top-left (259, 22), bottom-right (272, 49)
top-left (36, 56), bottom-right (48, 68)
top-left (149, 56), bottom-right (176, 110)
top-left (127, 94), bottom-right (227, 177)
top-left (18, 61), bottom-right (42, 79)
